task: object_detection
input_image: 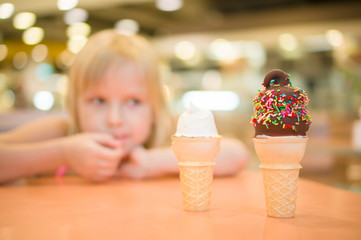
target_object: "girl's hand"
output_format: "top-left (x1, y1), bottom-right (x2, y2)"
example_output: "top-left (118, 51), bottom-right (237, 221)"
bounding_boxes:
top-left (115, 146), bottom-right (164, 180)
top-left (62, 133), bottom-right (125, 182)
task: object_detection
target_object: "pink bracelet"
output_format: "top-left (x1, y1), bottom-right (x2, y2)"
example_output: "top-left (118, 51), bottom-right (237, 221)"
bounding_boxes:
top-left (55, 165), bottom-right (68, 177)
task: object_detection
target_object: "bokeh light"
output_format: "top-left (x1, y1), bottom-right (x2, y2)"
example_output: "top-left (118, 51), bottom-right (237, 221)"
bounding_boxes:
top-left (0, 3), bottom-right (14, 19)
top-left (0, 44), bottom-right (8, 61)
top-left (13, 52), bottom-right (28, 70)
top-left (67, 36), bottom-right (87, 53)
top-left (2, 90), bottom-right (15, 109)
top-left (32, 44), bottom-right (48, 62)
top-left (114, 19), bottom-right (139, 36)
top-left (175, 41), bottom-right (196, 60)
top-left (64, 8), bottom-right (88, 25)
top-left (33, 91), bottom-right (54, 111)
top-left (13, 12), bottom-right (36, 30)
top-left (156, 0), bottom-right (183, 12)
top-left (56, 50), bottom-right (75, 69)
top-left (57, 0), bottom-right (78, 11)
top-left (35, 63), bottom-right (54, 82)
top-left (209, 39), bottom-right (237, 61)
top-left (326, 29), bottom-right (344, 48)
top-left (22, 27), bottom-right (44, 45)
top-left (67, 22), bottom-right (91, 38)
top-left (279, 33), bottom-right (298, 51)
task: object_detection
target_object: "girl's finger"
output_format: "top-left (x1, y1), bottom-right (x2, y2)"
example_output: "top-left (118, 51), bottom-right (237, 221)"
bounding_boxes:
top-left (92, 133), bottom-right (123, 149)
top-left (94, 144), bottom-right (125, 163)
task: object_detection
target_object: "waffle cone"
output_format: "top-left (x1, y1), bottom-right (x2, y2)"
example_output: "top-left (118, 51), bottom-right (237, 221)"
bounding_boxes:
top-left (178, 162), bottom-right (215, 211)
top-left (172, 136), bottom-right (221, 211)
top-left (253, 136), bottom-right (308, 217)
top-left (262, 168), bottom-right (300, 217)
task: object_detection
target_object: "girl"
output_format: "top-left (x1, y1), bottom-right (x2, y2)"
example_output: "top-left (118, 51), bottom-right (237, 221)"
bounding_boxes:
top-left (0, 30), bottom-right (249, 183)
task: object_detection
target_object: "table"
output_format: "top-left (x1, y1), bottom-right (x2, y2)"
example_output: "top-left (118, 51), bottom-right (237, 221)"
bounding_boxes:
top-left (1, 171), bottom-right (360, 240)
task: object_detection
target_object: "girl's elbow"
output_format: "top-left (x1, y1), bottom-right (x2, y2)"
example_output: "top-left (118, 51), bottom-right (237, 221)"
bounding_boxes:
top-left (214, 154), bottom-right (249, 177)
top-left (231, 154), bottom-right (250, 175)
top-left (237, 152), bottom-right (250, 171)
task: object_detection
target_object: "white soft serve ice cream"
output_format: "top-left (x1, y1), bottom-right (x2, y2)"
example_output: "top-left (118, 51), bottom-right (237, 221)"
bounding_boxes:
top-left (175, 103), bottom-right (219, 137)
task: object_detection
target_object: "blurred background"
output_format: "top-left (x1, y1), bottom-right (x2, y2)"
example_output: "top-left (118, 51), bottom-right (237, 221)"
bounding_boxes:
top-left (0, 0), bottom-right (361, 192)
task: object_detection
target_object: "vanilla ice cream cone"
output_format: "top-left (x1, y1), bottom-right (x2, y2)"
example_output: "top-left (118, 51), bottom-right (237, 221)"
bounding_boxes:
top-left (253, 136), bottom-right (308, 217)
top-left (172, 136), bottom-right (221, 211)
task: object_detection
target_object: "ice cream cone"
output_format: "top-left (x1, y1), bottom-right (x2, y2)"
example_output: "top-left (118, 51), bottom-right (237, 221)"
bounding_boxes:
top-left (172, 136), bottom-right (221, 211)
top-left (253, 136), bottom-right (308, 217)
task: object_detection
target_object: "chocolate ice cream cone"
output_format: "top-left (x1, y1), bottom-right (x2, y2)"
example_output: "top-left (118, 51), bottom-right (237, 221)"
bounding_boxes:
top-left (253, 136), bottom-right (308, 217)
top-left (172, 136), bottom-right (221, 211)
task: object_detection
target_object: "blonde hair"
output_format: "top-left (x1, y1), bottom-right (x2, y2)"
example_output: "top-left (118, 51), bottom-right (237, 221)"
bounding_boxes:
top-left (66, 29), bottom-right (174, 148)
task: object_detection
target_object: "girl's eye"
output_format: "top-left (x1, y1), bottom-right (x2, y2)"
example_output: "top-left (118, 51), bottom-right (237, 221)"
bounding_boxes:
top-left (126, 98), bottom-right (141, 107)
top-left (90, 97), bottom-right (105, 105)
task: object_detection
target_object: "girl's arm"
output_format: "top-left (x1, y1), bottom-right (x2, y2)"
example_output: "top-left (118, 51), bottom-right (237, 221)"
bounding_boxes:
top-left (0, 139), bottom-right (67, 183)
top-left (116, 137), bottom-right (249, 179)
top-left (0, 117), bottom-right (69, 183)
top-left (0, 117), bottom-right (125, 183)
top-left (213, 137), bottom-right (249, 176)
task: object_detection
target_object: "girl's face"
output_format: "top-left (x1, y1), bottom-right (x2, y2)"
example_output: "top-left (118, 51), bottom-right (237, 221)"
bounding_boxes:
top-left (77, 62), bottom-right (154, 153)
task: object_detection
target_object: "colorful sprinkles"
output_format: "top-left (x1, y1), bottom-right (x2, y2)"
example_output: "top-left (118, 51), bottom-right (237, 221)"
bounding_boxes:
top-left (251, 75), bottom-right (312, 132)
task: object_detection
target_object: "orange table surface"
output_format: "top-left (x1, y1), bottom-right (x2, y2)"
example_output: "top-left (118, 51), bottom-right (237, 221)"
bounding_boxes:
top-left (0, 170), bottom-right (360, 240)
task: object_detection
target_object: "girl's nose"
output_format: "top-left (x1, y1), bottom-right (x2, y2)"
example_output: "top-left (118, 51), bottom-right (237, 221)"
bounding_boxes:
top-left (107, 102), bottom-right (123, 127)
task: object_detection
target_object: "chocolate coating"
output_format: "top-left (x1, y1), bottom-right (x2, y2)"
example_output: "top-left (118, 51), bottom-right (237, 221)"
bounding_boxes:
top-left (251, 69), bottom-right (311, 136)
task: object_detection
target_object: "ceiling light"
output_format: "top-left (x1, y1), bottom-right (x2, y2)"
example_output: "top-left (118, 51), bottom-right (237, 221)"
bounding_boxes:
top-left (13, 52), bottom-right (28, 70)
top-left (22, 27), bottom-right (44, 45)
top-left (67, 36), bottom-right (87, 53)
top-left (64, 8), bottom-right (88, 25)
top-left (209, 39), bottom-right (236, 61)
top-left (35, 63), bottom-right (54, 82)
top-left (0, 3), bottom-right (14, 19)
top-left (56, 50), bottom-right (74, 69)
top-left (32, 44), bottom-right (48, 62)
top-left (326, 29), bottom-right (344, 48)
top-left (13, 12), bottom-right (36, 30)
top-left (156, 0), bottom-right (183, 12)
top-left (33, 91), bottom-right (54, 111)
top-left (278, 33), bottom-right (298, 51)
top-left (67, 22), bottom-right (91, 38)
top-left (114, 19), bottom-right (139, 36)
top-left (175, 41), bottom-right (196, 60)
top-left (2, 90), bottom-right (15, 109)
top-left (244, 41), bottom-right (266, 68)
top-left (57, 0), bottom-right (78, 11)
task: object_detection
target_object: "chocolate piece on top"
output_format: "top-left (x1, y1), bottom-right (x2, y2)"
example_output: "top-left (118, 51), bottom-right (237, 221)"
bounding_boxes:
top-left (251, 69), bottom-right (312, 136)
